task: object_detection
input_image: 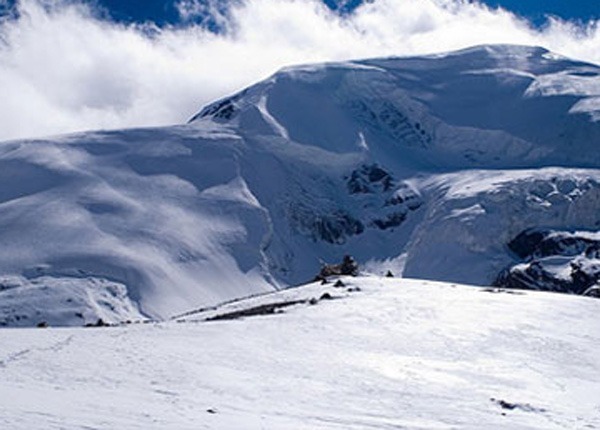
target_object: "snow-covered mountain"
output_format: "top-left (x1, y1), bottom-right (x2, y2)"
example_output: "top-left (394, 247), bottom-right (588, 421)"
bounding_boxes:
top-left (1, 44), bottom-right (600, 326)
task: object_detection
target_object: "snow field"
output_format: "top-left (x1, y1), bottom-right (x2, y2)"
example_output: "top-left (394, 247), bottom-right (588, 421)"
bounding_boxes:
top-left (1, 277), bottom-right (598, 429)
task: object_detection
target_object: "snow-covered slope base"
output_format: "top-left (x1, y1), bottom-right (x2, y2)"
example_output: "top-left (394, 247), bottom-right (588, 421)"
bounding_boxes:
top-left (1, 277), bottom-right (599, 429)
top-left (0, 275), bottom-right (144, 327)
top-left (1, 45), bottom-right (600, 325)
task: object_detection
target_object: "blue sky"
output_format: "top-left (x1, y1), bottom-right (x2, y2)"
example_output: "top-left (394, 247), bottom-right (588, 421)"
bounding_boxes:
top-left (100, 0), bottom-right (600, 26)
top-left (3, 1), bottom-right (597, 27)
top-left (483, 0), bottom-right (599, 24)
top-left (100, 0), bottom-right (600, 25)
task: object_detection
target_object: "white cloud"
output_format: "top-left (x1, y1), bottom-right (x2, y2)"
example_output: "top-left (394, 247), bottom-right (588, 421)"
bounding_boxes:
top-left (175, 0), bottom-right (233, 26)
top-left (0, 0), bottom-right (599, 141)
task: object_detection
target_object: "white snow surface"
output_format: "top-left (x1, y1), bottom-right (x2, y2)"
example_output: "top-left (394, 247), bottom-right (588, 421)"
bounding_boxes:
top-left (0, 274), bottom-right (144, 327)
top-left (1, 44), bottom-right (600, 325)
top-left (0, 277), bottom-right (599, 429)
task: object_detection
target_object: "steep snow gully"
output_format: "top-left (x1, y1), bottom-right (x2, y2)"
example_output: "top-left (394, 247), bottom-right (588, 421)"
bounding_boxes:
top-left (1, 44), bottom-right (600, 325)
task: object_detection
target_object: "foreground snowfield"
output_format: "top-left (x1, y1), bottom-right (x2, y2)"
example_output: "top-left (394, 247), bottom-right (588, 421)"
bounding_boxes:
top-left (1, 277), bottom-right (598, 429)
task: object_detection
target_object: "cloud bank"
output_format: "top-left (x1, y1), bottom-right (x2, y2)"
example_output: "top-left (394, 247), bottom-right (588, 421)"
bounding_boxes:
top-left (0, 0), bottom-right (599, 141)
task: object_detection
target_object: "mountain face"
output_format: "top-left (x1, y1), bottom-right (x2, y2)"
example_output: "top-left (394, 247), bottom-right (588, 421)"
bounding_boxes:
top-left (1, 44), bottom-right (599, 326)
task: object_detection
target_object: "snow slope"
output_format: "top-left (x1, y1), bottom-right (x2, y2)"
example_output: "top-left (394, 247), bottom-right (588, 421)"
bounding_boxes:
top-left (1, 44), bottom-right (600, 325)
top-left (0, 125), bottom-right (279, 325)
top-left (0, 277), bottom-right (599, 429)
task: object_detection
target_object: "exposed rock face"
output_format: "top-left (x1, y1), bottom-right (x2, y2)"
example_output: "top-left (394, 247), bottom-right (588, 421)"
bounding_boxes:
top-left (495, 229), bottom-right (600, 294)
top-left (190, 91), bottom-right (246, 122)
top-left (288, 164), bottom-right (423, 244)
top-left (316, 255), bottom-right (359, 280)
top-left (347, 164), bottom-right (394, 194)
top-left (345, 164), bottom-right (423, 232)
top-left (288, 204), bottom-right (365, 245)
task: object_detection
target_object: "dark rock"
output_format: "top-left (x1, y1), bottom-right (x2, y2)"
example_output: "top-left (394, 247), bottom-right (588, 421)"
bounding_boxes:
top-left (346, 164), bottom-right (394, 194)
top-left (347, 171), bottom-right (372, 194)
top-left (291, 204), bottom-right (364, 244)
top-left (191, 91), bottom-right (246, 122)
top-left (497, 229), bottom-right (600, 295)
top-left (205, 300), bottom-right (306, 321)
top-left (384, 186), bottom-right (422, 209)
top-left (36, 321), bottom-right (48, 328)
top-left (319, 292), bottom-right (333, 300)
top-left (334, 280), bottom-right (345, 288)
top-left (385, 270), bottom-right (394, 277)
top-left (367, 165), bottom-right (389, 183)
top-left (585, 243), bottom-right (600, 259)
top-left (313, 213), bottom-right (364, 244)
top-left (539, 236), bottom-right (596, 258)
top-left (375, 101), bottom-right (431, 148)
top-left (497, 400), bottom-right (518, 410)
top-left (340, 255), bottom-right (359, 276)
top-left (372, 212), bottom-right (407, 230)
top-left (508, 228), bottom-right (597, 260)
top-left (481, 287), bottom-right (525, 295)
top-left (85, 318), bottom-right (107, 328)
top-left (491, 398), bottom-right (546, 413)
top-left (507, 229), bottom-right (549, 259)
top-left (317, 255), bottom-right (359, 279)
top-left (583, 285), bottom-right (600, 298)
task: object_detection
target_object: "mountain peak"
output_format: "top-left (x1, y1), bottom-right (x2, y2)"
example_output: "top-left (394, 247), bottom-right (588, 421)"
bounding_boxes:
top-left (192, 45), bottom-right (600, 167)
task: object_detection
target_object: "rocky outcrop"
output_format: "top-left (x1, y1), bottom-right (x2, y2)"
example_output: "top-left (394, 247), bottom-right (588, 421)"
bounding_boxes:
top-left (495, 229), bottom-right (600, 294)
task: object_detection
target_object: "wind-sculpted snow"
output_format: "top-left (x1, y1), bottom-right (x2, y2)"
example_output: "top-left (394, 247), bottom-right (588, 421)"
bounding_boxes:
top-left (0, 126), bottom-right (279, 323)
top-left (1, 45), bottom-right (600, 325)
